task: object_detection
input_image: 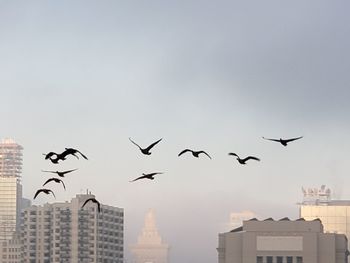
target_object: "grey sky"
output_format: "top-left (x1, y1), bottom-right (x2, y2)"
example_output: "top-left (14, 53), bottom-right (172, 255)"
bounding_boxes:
top-left (1, 1), bottom-right (350, 262)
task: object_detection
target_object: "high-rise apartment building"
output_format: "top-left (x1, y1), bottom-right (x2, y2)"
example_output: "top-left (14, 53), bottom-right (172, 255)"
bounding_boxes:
top-left (218, 218), bottom-right (348, 263)
top-left (21, 193), bottom-right (124, 263)
top-left (0, 139), bottom-right (23, 241)
top-left (130, 209), bottom-right (170, 263)
top-left (300, 185), bottom-right (350, 251)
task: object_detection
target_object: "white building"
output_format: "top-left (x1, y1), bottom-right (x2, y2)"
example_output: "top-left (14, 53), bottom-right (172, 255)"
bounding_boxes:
top-left (130, 209), bottom-right (170, 263)
top-left (21, 193), bottom-right (124, 263)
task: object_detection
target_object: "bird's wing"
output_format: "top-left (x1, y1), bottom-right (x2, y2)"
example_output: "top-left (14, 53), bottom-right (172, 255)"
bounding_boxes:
top-left (145, 138), bottom-right (162, 151)
top-left (41, 170), bottom-right (56, 174)
top-left (129, 138), bottom-right (142, 149)
top-left (49, 190), bottom-right (56, 198)
top-left (178, 149), bottom-right (191, 156)
top-left (60, 180), bottom-right (66, 190)
top-left (82, 198), bottom-right (94, 209)
top-left (77, 150), bottom-right (88, 160)
top-left (43, 152), bottom-right (57, 159)
top-left (262, 137), bottom-right (280, 142)
top-left (243, 156), bottom-right (261, 162)
top-left (284, 136), bottom-right (303, 143)
top-left (42, 178), bottom-right (54, 187)
top-left (228, 152), bottom-right (239, 157)
top-left (148, 172), bottom-right (163, 176)
top-left (199, 151), bottom-right (212, 159)
top-left (129, 175), bottom-right (148, 182)
top-left (62, 169), bottom-right (78, 175)
top-left (34, 189), bottom-right (43, 199)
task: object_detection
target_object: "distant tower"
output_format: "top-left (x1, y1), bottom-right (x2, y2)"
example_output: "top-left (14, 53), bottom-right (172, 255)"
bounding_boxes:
top-left (130, 209), bottom-right (170, 263)
top-left (0, 139), bottom-right (23, 241)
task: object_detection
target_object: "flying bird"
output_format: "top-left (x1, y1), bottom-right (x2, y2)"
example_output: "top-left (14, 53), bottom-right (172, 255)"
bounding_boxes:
top-left (178, 149), bottom-right (212, 159)
top-left (41, 169), bottom-right (78, 177)
top-left (129, 138), bottom-right (162, 155)
top-left (43, 178), bottom-right (66, 190)
top-left (61, 148), bottom-right (88, 160)
top-left (262, 136), bottom-right (303, 146)
top-left (81, 198), bottom-right (101, 213)
top-left (228, 153), bottom-right (260, 164)
top-left (34, 189), bottom-right (56, 199)
top-left (129, 172), bottom-right (163, 182)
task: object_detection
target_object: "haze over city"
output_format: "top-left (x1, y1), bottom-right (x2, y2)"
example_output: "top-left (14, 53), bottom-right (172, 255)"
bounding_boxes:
top-left (1, 1), bottom-right (350, 262)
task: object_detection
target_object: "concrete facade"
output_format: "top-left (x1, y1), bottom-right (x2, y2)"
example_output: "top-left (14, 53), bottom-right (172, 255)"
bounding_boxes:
top-left (218, 218), bottom-right (348, 263)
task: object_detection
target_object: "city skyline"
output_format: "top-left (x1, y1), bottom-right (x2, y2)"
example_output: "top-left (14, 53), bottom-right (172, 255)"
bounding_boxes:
top-left (1, 1), bottom-right (350, 262)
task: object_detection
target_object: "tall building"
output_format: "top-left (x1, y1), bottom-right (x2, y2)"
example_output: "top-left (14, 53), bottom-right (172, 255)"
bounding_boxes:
top-left (21, 193), bottom-right (124, 263)
top-left (218, 217), bottom-right (348, 263)
top-left (130, 209), bottom-right (170, 263)
top-left (0, 139), bottom-right (23, 241)
top-left (300, 185), bottom-right (350, 251)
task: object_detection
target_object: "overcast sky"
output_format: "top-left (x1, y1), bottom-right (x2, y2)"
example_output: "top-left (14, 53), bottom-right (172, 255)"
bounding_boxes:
top-left (1, 1), bottom-right (350, 262)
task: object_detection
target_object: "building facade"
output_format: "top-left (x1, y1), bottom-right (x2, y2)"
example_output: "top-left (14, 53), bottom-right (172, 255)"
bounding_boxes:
top-left (21, 193), bottom-right (124, 263)
top-left (0, 139), bottom-right (23, 241)
top-left (130, 209), bottom-right (170, 263)
top-left (218, 218), bottom-right (348, 263)
top-left (300, 185), bottom-right (350, 251)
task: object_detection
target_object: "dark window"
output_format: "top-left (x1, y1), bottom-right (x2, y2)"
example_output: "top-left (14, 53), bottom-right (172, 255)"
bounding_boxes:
top-left (256, 256), bottom-right (263, 263)
top-left (287, 257), bottom-right (293, 263)
top-left (277, 256), bottom-right (283, 263)
top-left (296, 257), bottom-right (303, 263)
top-left (267, 256), bottom-right (273, 263)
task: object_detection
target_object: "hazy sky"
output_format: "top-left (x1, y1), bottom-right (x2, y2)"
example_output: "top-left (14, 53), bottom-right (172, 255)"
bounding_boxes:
top-left (1, 1), bottom-right (350, 262)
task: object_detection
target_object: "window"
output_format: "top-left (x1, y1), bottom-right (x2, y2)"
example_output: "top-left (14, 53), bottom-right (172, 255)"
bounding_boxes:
top-left (296, 257), bottom-right (303, 263)
top-left (286, 257), bottom-right (293, 263)
top-left (267, 256), bottom-right (273, 263)
top-left (277, 256), bottom-right (283, 263)
top-left (256, 256), bottom-right (263, 263)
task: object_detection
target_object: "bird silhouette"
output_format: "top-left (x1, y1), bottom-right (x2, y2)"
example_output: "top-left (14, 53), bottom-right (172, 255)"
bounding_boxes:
top-left (228, 153), bottom-right (260, 164)
top-left (129, 138), bottom-right (162, 155)
top-left (61, 148), bottom-right (88, 160)
top-left (129, 172), bottom-right (163, 182)
top-left (34, 189), bottom-right (56, 199)
top-left (41, 169), bottom-right (78, 177)
top-left (262, 136), bottom-right (303, 146)
top-left (178, 149), bottom-right (212, 159)
top-left (43, 178), bottom-right (66, 190)
top-left (81, 198), bottom-right (101, 213)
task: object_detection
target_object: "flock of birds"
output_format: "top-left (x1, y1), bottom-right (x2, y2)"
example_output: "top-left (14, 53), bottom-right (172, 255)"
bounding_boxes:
top-left (33, 136), bottom-right (303, 212)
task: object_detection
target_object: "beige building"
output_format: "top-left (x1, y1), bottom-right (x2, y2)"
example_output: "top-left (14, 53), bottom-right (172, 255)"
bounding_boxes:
top-left (130, 209), bottom-right (170, 263)
top-left (21, 193), bottom-right (124, 263)
top-left (218, 218), bottom-right (348, 263)
top-left (300, 185), bottom-right (350, 252)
